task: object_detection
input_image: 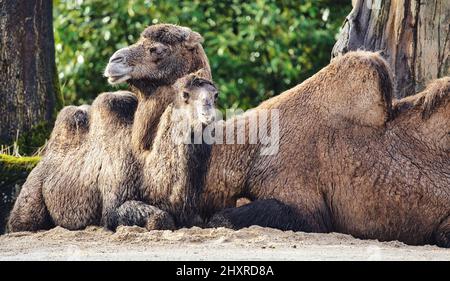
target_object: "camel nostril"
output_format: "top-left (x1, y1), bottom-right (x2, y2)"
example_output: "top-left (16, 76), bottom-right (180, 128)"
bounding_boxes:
top-left (154, 46), bottom-right (168, 57)
top-left (109, 55), bottom-right (124, 64)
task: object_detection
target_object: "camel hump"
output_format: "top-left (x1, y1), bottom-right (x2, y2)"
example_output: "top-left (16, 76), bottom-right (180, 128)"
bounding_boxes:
top-left (48, 104), bottom-right (91, 148)
top-left (394, 77), bottom-right (449, 151)
top-left (91, 91), bottom-right (138, 125)
top-left (394, 77), bottom-right (450, 119)
top-left (322, 51), bottom-right (393, 128)
top-left (420, 77), bottom-right (450, 118)
top-left (55, 105), bottom-right (90, 130)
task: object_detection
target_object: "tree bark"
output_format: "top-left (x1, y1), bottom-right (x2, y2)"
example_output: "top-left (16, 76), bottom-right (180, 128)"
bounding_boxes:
top-left (0, 0), bottom-right (60, 144)
top-left (333, 0), bottom-right (450, 98)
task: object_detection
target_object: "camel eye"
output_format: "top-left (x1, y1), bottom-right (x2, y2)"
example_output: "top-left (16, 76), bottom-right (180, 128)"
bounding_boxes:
top-left (214, 92), bottom-right (219, 100)
top-left (182, 91), bottom-right (190, 102)
top-left (149, 47), bottom-right (157, 53)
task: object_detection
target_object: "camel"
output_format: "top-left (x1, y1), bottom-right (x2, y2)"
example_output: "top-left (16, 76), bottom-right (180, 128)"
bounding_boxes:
top-left (7, 24), bottom-right (211, 232)
top-left (199, 52), bottom-right (450, 247)
top-left (115, 69), bottom-right (218, 228)
top-left (110, 69), bottom-right (217, 230)
top-left (209, 76), bottom-right (450, 244)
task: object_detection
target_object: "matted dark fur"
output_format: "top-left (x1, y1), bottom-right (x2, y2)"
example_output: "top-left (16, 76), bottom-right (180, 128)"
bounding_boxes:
top-left (208, 199), bottom-right (308, 231)
top-left (7, 24), bottom-right (211, 232)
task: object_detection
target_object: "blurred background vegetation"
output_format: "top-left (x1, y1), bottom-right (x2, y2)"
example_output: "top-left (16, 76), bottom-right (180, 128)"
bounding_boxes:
top-left (54, 0), bottom-right (351, 110)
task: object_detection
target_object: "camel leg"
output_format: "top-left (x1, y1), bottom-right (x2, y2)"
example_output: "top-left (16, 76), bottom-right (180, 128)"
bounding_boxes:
top-left (207, 199), bottom-right (322, 232)
top-left (435, 216), bottom-right (450, 248)
top-left (110, 200), bottom-right (175, 231)
top-left (7, 172), bottom-right (52, 232)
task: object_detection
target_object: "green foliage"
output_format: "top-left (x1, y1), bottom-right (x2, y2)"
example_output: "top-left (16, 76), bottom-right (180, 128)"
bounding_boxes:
top-left (0, 154), bottom-right (40, 173)
top-left (0, 154), bottom-right (40, 233)
top-left (54, 0), bottom-right (351, 110)
top-left (0, 154), bottom-right (40, 190)
top-left (16, 121), bottom-right (52, 155)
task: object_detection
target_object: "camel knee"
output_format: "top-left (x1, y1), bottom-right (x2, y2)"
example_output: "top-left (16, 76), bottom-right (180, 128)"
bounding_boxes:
top-left (7, 196), bottom-right (52, 233)
top-left (115, 200), bottom-right (175, 230)
top-left (7, 171), bottom-right (53, 232)
top-left (7, 212), bottom-right (35, 233)
top-left (207, 199), bottom-right (309, 231)
top-left (145, 210), bottom-right (175, 230)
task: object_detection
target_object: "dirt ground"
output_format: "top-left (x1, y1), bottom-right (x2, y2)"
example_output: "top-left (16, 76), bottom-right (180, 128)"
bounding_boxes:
top-left (0, 226), bottom-right (449, 261)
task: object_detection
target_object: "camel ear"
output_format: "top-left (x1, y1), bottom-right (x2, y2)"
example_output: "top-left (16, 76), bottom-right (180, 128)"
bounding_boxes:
top-left (184, 31), bottom-right (204, 50)
top-left (319, 51), bottom-right (394, 128)
top-left (194, 68), bottom-right (212, 80)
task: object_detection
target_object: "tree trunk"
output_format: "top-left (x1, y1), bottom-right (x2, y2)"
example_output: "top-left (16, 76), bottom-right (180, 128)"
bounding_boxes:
top-left (0, 0), bottom-right (60, 144)
top-left (333, 0), bottom-right (450, 98)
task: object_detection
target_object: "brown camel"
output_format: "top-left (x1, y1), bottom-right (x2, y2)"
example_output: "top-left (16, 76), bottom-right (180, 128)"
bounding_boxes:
top-left (7, 24), bottom-right (211, 232)
top-left (140, 69), bottom-right (217, 227)
top-left (201, 52), bottom-right (450, 247)
top-left (112, 69), bottom-right (217, 229)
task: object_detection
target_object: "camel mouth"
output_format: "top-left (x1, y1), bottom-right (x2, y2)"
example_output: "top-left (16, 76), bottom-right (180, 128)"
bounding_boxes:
top-left (104, 63), bottom-right (133, 85)
top-left (199, 112), bottom-right (215, 125)
top-left (107, 74), bottom-right (131, 85)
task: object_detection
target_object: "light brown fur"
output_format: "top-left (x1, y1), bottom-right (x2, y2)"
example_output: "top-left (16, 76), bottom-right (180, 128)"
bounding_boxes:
top-left (393, 77), bottom-right (450, 151)
top-left (201, 52), bottom-right (449, 247)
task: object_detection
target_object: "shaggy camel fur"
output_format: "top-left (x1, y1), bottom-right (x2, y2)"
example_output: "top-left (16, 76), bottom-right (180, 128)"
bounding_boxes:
top-left (112, 70), bottom-right (217, 229)
top-left (137, 70), bottom-right (217, 227)
top-left (7, 24), bottom-right (211, 231)
top-left (202, 52), bottom-right (449, 247)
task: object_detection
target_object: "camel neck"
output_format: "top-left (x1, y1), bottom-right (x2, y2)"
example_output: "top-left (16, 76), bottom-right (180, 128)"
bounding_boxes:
top-left (131, 85), bottom-right (175, 153)
top-left (132, 84), bottom-right (160, 101)
top-left (143, 104), bottom-right (212, 227)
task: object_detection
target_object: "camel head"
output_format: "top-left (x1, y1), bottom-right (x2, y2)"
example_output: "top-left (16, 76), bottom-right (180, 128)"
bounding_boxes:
top-left (173, 69), bottom-right (218, 126)
top-left (104, 24), bottom-right (211, 91)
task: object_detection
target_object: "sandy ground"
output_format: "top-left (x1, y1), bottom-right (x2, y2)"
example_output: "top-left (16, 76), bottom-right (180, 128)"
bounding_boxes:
top-left (0, 226), bottom-right (449, 261)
